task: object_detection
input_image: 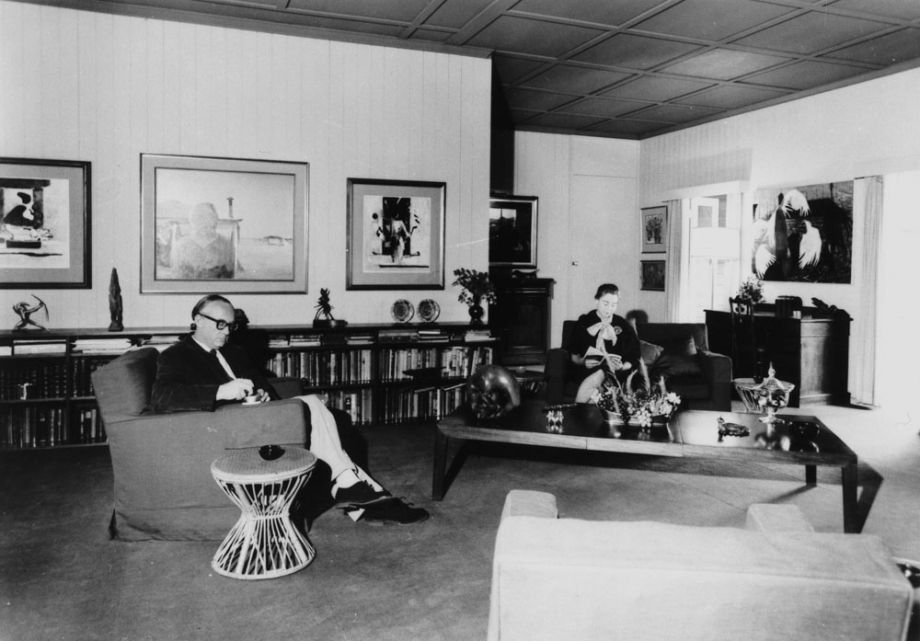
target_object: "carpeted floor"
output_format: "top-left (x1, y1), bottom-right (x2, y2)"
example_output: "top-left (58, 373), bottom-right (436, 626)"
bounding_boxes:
top-left (1, 403), bottom-right (919, 641)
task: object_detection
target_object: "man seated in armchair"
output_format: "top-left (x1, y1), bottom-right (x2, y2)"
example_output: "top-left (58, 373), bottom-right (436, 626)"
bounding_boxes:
top-left (151, 294), bottom-right (428, 525)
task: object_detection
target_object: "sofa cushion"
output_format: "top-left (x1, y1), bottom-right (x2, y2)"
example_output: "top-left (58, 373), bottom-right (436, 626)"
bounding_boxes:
top-left (639, 340), bottom-right (664, 367)
top-left (650, 352), bottom-right (703, 379)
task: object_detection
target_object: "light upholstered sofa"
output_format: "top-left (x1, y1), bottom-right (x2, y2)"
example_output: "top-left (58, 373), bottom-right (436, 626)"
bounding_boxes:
top-left (488, 490), bottom-right (912, 641)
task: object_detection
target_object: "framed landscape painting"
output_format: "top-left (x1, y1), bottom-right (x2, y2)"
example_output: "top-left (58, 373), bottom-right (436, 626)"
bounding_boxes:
top-left (489, 195), bottom-right (538, 268)
top-left (0, 157), bottom-right (91, 288)
top-left (346, 178), bottom-right (445, 290)
top-left (140, 154), bottom-right (308, 294)
top-left (641, 206), bottom-right (667, 253)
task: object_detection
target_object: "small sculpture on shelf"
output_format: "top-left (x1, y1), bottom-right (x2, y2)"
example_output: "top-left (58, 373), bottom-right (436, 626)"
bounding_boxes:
top-left (108, 267), bottom-right (124, 332)
top-left (12, 294), bottom-right (48, 331)
top-left (313, 288), bottom-right (347, 329)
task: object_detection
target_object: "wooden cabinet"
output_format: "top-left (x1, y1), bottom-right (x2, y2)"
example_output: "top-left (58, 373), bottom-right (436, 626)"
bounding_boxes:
top-left (705, 308), bottom-right (850, 407)
top-left (489, 276), bottom-right (554, 367)
top-left (0, 323), bottom-right (496, 449)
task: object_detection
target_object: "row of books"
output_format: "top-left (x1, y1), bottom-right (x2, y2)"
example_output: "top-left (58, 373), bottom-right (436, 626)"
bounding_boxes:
top-left (324, 389), bottom-right (374, 426)
top-left (0, 406), bottom-right (104, 448)
top-left (378, 345), bottom-right (493, 381)
top-left (377, 382), bottom-right (467, 424)
top-left (0, 355), bottom-right (120, 400)
top-left (267, 349), bottom-right (373, 385)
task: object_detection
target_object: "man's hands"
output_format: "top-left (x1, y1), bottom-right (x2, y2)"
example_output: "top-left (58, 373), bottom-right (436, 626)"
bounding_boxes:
top-left (216, 378), bottom-right (269, 402)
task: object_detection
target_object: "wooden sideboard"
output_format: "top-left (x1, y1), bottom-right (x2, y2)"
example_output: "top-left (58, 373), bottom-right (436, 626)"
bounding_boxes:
top-left (705, 307), bottom-right (851, 407)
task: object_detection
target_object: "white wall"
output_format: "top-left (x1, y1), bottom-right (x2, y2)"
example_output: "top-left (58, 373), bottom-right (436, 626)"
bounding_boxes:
top-left (514, 132), bottom-right (640, 346)
top-left (0, 1), bottom-right (491, 329)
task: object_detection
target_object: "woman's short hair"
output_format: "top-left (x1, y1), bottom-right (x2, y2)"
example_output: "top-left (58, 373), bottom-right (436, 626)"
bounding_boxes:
top-left (594, 283), bottom-right (619, 299)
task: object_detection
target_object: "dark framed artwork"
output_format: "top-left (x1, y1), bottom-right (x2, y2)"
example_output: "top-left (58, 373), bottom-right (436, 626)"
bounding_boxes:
top-left (752, 181), bottom-right (853, 283)
top-left (140, 154), bottom-right (308, 294)
top-left (489, 195), bottom-right (538, 268)
top-left (0, 157), bottom-right (91, 288)
top-left (346, 178), bottom-right (445, 290)
top-left (641, 206), bottom-right (667, 253)
top-left (640, 259), bottom-right (666, 291)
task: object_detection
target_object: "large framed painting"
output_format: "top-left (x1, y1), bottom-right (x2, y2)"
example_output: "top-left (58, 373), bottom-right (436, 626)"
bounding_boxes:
top-left (346, 178), bottom-right (445, 290)
top-left (489, 194), bottom-right (538, 268)
top-left (641, 206), bottom-right (667, 253)
top-left (640, 259), bottom-right (666, 291)
top-left (140, 154), bottom-right (308, 294)
top-left (752, 181), bottom-right (852, 283)
top-left (0, 157), bottom-right (91, 288)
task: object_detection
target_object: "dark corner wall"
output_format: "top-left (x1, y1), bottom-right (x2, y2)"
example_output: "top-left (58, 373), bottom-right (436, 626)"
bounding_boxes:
top-left (490, 60), bottom-right (514, 195)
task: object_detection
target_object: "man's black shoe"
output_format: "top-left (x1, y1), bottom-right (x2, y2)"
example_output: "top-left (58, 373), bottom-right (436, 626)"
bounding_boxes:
top-left (333, 481), bottom-right (390, 508)
top-left (357, 497), bottom-right (430, 525)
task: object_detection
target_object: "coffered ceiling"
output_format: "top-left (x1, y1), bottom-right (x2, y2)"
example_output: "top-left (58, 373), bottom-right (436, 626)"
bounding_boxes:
top-left (34, 0), bottom-right (920, 139)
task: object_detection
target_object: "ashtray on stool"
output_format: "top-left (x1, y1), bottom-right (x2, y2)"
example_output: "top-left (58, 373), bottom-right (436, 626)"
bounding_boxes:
top-left (259, 444), bottom-right (285, 460)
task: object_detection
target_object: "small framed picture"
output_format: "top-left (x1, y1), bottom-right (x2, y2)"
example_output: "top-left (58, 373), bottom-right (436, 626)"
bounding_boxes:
top-left (346, 178), bottom-right (446, 290)
top-left (0, 157), bottom-right (91, 288)
top-left (641, 206), bottom-right (667, 253)
top-left (641, 259), bottom-right (666, 291)
top-left (489, 195), bottom-right (538, 268)
top-left (140, 153), bottom-right (309, 294)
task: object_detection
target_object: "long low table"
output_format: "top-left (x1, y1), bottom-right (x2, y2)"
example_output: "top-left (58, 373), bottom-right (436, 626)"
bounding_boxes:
top-left (434, 400), bottom-right (859, 533)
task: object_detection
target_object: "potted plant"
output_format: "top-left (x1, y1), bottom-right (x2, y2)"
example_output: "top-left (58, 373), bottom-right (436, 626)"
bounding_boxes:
top-left (735, 275), bottom-right (764, 303)
top-left (452, 268), bottom-right (497, 325)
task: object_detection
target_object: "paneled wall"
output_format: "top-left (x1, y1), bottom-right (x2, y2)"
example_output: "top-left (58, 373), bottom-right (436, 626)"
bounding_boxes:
top-left (514, 132), bottom-right (640, 346)
top-left (0, 1), bottom-right (491, 329)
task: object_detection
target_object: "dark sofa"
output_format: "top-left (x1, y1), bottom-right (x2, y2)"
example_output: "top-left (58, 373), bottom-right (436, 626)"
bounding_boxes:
top-left (545, 321), bottom-right (732, 411)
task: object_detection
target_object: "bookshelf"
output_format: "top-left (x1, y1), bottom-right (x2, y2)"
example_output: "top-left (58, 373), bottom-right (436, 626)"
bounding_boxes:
top-left (0, 322), bottom-right (495, 449)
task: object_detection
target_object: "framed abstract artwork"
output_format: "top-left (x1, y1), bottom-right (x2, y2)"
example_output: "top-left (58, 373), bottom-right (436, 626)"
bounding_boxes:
top-left (641, 206), bottom-right (667, 253)
top-left (0, 157), bottom-right (91, 288)
top-left (489, 194), bottom-right (538, 268)
top-left (640, 259), bottom-right (666, 291)
top-left (140, 154), bottom-right (308, 294)
top-left (346, 178), bottom-right (445, 290)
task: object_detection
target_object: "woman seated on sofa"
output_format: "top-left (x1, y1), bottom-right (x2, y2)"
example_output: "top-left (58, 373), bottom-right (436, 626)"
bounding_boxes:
top-left (569, 283), bottom-right (641, 402)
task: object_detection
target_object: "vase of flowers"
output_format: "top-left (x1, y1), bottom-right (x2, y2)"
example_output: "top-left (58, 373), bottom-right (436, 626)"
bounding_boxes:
top-left (736, 275), bottom-right (764, 304)
top-left (590, 371), bottom-right (681, 434)
top-left (452, 268), bottom-right (497, 326)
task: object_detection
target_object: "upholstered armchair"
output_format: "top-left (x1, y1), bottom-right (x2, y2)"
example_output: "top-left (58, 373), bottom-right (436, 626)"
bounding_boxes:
top-left (488, 490), bottom-right (913, 641)
top-left (93, 347), bottom-right (318, 541)
top-left (545, 320), bottom-right (732, 410)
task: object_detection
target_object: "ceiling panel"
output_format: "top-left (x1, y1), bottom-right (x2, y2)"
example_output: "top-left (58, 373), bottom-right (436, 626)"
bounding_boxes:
top-left (510, 0), bottom-right (673, 27)
top-left (572, 33), bottom-right (702, 69)
top-left (632, 0), bottom-right (795, 41)
top-left (658, 48), bottom-right (790, 80)
top-left (465, 15), bottom-right (603, 57)
top-left (733, 12), bottom-right (889, 55)
top-left (39, 0), bottom-right (920, 140)
top-left (744, 59), bottom-right (868, 90)
top-left (675, 84), bottom-right (788, 109)
top-left (520, 65), bottom-right (633, 94)
top-left (822, 28), bottom-right (920, 66)
top-left (601, 75), bottom-right (715, 101)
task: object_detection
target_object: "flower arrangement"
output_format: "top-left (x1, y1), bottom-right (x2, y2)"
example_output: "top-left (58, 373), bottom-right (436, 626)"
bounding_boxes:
top-left (736, 275), bottom-right (764, 303)
top-left (590, 372), bottom-right (681, 428)
top-left (451, 268), bottom-right (497, 306)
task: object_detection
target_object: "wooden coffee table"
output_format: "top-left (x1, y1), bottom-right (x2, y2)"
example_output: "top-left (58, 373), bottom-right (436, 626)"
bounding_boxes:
top-left (434, 400), bottom-right (859, 532)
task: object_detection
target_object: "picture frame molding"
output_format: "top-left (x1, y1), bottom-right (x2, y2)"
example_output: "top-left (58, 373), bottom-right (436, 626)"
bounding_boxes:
top-left (488, 194), bottom-right (538, 269)
top-left (346, 177), bottom-right (446, 290)
top-left (641, 205), bottom-right (667, 254)
top-left (139, 153), bottom-right (309, 294)
top-left (0, 157), bottom-right (92, 289)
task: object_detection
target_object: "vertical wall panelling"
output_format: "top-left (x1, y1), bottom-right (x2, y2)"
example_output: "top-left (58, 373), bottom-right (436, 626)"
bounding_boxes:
top-left (0, 2), bottom-right (490, 328)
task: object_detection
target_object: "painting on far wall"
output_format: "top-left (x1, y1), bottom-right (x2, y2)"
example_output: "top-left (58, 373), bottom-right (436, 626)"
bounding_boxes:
top-left (752, 181), bottom-right (853, 283)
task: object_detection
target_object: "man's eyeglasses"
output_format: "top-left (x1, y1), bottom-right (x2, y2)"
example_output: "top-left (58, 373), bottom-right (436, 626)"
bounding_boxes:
top-left (198, 312), bottom-right (238, 332)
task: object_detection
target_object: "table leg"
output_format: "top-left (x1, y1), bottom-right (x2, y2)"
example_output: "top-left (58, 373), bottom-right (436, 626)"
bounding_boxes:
top-left (842, 462), bottom-right (859, 534)
top-left (805, 464), bottom-right (817, 486)
top-left (432, 429), bottom-right (449, 501)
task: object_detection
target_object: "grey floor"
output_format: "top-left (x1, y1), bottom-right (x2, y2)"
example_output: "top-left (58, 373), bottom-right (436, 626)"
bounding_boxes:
top-left (1, 402), bottom-right (918, 641)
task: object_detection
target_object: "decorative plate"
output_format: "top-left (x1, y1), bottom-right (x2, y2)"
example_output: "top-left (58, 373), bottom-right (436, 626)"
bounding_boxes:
top-left (391, 299), bottom-right (415, 323)
top-left (417, 298), bottom-right (441, 323)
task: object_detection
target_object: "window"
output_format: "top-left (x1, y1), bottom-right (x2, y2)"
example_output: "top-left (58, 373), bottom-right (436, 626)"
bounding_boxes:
top-left (683, 194), bottom-right (742, 322)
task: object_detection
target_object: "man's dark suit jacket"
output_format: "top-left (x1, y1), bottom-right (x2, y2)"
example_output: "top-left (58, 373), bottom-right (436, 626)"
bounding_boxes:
top-left (150, 335), bottom-right (279, 413)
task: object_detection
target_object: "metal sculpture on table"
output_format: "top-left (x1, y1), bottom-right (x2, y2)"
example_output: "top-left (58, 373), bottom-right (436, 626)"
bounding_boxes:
top-left (466, 364), bottom-right (522, 420)
top-left (12, 295), bottom-right (48, 331)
